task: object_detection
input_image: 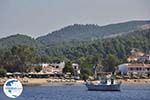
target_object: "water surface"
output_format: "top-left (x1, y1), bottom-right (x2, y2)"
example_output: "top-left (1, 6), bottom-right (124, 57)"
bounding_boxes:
top-left (0, 84), bottom-right (150, 100)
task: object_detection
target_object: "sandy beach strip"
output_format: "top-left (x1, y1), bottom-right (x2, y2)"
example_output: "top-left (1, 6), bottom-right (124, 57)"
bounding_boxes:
top-left (0, 77), bottom-right (85, 86)
top-left (1, 78), bottom-right (150, 86)
top-left (117, 79), bottom-right (150, 84)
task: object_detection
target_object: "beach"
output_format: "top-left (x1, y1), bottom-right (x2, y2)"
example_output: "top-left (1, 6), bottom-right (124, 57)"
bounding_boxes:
top-left (0, 77), bottom-right (85, 86)
top-left (1, 77), bottom-right (150, 86)
top-left (118, 79), bottom-right (150, 84)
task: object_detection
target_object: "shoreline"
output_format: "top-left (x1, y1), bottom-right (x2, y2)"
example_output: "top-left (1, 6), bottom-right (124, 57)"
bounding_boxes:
top-left (117, 79), bottom-right (150, 84)
top-left (1, 78), bottom-right (150, 86)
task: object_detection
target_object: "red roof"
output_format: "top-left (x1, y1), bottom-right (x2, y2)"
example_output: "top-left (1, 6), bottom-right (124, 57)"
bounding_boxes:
top-left (128, 64), bottom-right (150, 68)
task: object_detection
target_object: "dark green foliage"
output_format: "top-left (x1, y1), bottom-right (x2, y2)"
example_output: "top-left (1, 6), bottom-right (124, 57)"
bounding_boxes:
top-left (0, 45), bottom-right (39, 72)
top-left (0, 29), bottom-right (149, 73)
top-left (80, 74), bottom-right (89, 81)
top-left (63, 61), bottom-right (74, 74)
top-left (102, 54), bottom-right (120, 72)
top-left (37, 20), bottom-right (150, 45)
top-left (34, 66), bottom-right (42, 72)
top-left (0, 34), bottom-right (43, 49)
top-left (0, 68), bottom-right (7, 77)
top-left (80, 68), bottom-right (92, 81)
top-left (0, 20), bottom-right (150, 74)
top-left (43, 29), bottom-right (150, 67)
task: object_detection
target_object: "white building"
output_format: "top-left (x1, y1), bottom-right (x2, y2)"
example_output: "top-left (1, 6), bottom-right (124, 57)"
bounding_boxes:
top-left (138, 54), bottom-right (150, 62)
top-left (41, 62), bottom-right (65, 74)
top-left (118, 64), bottom-right (128, 75)
top-left (118, 63), bottom-right (150, 75)
top-left (72, 63), bottom-right (80, 79)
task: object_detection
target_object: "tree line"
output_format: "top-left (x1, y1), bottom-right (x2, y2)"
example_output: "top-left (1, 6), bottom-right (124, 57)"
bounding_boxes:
top-left (0, 29), bottom-right (149, 77)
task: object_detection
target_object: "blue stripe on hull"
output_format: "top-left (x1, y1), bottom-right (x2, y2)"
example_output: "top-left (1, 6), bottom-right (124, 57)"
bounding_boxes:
top-left (86, 84), bottom-right (121, 91)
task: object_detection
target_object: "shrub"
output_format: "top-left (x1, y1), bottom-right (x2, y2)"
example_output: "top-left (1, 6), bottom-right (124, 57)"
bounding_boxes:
top-left (0, 68), bottom-right (7, 77)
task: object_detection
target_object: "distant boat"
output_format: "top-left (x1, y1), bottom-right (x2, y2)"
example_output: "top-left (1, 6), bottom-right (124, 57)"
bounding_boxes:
top-left (85, 75), bottom-right (121, 91)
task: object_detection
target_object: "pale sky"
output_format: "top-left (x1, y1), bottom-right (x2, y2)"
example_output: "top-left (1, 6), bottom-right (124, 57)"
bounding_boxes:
top-left (0, 0), bottom-right (150, 38)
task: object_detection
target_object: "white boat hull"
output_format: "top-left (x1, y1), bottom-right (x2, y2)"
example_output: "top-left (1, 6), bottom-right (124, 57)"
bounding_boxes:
top-left (85, 83), bottom-right (121, 91)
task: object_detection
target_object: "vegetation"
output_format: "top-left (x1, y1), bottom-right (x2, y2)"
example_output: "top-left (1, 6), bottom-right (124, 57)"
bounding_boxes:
top-left (34, 66), bottom-right (42, 72)
top-left (0, 68), bottom-right (7, 77)
top-left (80, 67), bottom-right (93, 81)
top-left (43, 29), bottom-right (150, 72)
top-left (63, 61), bottom-right (74, 74)
top-left (37, 20), bottom-right (150, 45)
top-left (0, 45), bottom-right (39, 73)
top-left (102, 54), bottom-right (120, 72)
top-left (0, 34), bottom-right (43, 49)
top-left (0, 20), bottom-right (150, 77)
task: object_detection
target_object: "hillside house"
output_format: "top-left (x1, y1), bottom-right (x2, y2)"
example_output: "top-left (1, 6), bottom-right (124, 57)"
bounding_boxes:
top-left (41, 62), bottom-right (65, 74)
top-left (118, 63), bottom-right (150, 75)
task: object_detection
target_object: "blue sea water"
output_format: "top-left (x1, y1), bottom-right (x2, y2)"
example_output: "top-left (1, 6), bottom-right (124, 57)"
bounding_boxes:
top-left (0, 84), bottom-right (150, 100)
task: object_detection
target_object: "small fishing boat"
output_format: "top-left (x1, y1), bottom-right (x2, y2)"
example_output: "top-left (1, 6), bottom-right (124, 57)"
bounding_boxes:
top-left (85, 74), bottom-right (121, 91)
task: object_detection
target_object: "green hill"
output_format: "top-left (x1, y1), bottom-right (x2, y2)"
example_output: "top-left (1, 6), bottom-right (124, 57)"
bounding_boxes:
top-left (37, 20), bottom-right (150, 45)
top-left (0, 20), bottom-right (149, 61)
top-left (42, 29), bottom-right (150, 62)
top-left (0, 34), bottom-right (43, 49)
top-left (0, 20), bottom-right (150, 73)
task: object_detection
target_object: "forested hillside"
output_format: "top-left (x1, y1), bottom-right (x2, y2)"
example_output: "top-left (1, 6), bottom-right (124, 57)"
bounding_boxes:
top-left (0, 21), bottom-right (150, 73)
top-left (0, 34), bottom-right (43, 49)
top-left (42, 29), bottom-right (150, 68)
top-left (37, 20), bottom-right (150, 45)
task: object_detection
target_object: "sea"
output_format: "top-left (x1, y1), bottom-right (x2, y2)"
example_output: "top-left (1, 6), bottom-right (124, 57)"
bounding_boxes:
top-left (0, 84), bottom-right (150, 100)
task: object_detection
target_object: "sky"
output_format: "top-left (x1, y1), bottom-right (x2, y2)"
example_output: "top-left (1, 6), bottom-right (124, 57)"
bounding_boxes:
top-left (0, 0), bottom-right (150, 38)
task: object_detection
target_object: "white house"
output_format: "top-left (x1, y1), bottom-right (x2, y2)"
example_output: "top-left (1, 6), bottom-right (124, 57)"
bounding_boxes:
top-left (41, 62), bottom-right (65, 74)
top-left (118, 63), bottom-right (150, 75)
top-left (118, 63), bottom-right (128, 74)
top-left (72, 63), bottom-right (80, 79)
top-left (138, 54), bottom-right (150, 62)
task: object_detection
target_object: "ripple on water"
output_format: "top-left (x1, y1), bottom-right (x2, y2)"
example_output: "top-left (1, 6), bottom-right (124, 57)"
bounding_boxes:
top-left (0, 84), bottom-right (150, 100)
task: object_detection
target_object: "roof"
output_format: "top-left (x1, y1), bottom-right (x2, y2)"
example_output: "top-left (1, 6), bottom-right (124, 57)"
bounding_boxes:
top-left (128, 63), bottom-right (150, 68)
